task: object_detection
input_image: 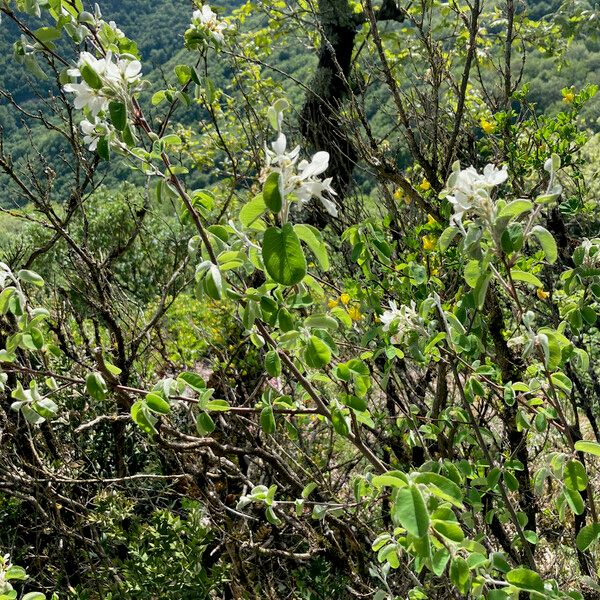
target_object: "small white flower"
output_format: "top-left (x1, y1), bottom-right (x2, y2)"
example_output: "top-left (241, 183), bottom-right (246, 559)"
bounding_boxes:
top-left (191, 4), bottom-right (232, 44)
top-left (63, 51), bottom-right (142, 118)
top-left (265, 133), bottom-right (337, 217)
top-left (80, 118), bottom-right (110, 151)
top-left (445, 162), bottom-right (508, 227)
top-left (381, 300), bottom-right (421, 344)
top-left (63, 81), bottom-right (109, 116)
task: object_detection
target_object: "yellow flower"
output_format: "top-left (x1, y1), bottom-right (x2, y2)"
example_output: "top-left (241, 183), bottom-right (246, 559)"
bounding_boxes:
top-left (340, 293), bottom-right (351, 306)
top-left (427, 214), bottom-right (437, 226)
top-left (419, 178), bottom-right (431, 191)
top-left (480, 118), bottom-right (496, 134)
top-left (563, 91), bottom-right (575, 104)
top-left (537, 288), bottom-right (550, 300)
top-left (430, 268), bottom-right (439, 277)
top-left (328, 298), bottom-right (339, 309)
top-left (422, 235), bottom-right (437, 251)
top-left (393, 188), bottom-right (404, 200)
top-left (347, 305), bottom-right (362, 322)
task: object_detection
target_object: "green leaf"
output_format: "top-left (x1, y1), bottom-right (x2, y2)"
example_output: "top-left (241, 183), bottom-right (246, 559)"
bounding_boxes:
top-left (17, 269), bottom-right (44, 287)
top-left (564, 488), bottom-right (585, 515)
top-left (413, 472), bottom-right (464, 508)
top-left (498, 199), bottom-right (533, 219)
top-left (530, 226), bottom-right (557, 264)
top-left (575, 441), bottom-right (600, 457)
top-left (506, 568), bottom-right (545, 593)
top-left (265, 350), bottom-right (282, 377)
top-left (22, 594), bottom-right (46, 600)
top-left (576, 523), bottom-right (600, 552)
top-left (6, 565), bottom-right (27, 580)
top-left (80, 63), bottom-right (103, 89)
top-left (464, 260), bottom-right (481, 288)
top-left (438, 226), bottom-right (458, 251)
top-left (510, 269), bottom-right (543, 288)
top-left (330, 408), bottom-right (349, 437)
top-left (86, 372), bottom-right (107, 401)
top-left (372, 472), bottom-right (408, 488)
top-left (260, 406), bottom-right (276, 434)
top-left (294, 224), bottom-right (330, 271)
top-left (196, 411), bottom-right (215, 436)
top-left (304, 335), bottom-right (331, 368)
top-left (109, 101), bottom-right (127, 131)
top-left (392, 485), bottom-right (429, 537)
top-left (263, 172), bottom-right (283, 213)
top-left (563, 460), bottom-right (588, 491)
top-left (240, 194), bottom-right (267, 229)
top-left (302, 482), bottom-right (318, 498)
top-left (145, 393), bottom-right (170, 415)
top-left (204, 399), bottom-right (230, 411)
top-left (175, 64), bottom-right (192, 84)
top-left (262, 224), bottom-right (307, 286)
top-left (178, 372), bottom-right (206, 392)
top-left (131, 400), bottom-right (157, 434)
top-left (432, 519), bottom-right (464, 542)
top-left (96, 137), bottom-right (110, 160)
top-left (449, 557), bottom-right (470, 594)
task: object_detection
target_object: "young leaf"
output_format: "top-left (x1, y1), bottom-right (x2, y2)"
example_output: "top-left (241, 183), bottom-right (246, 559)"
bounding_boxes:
top-left (262, 224), bottom-right (307, 286)
top-left (530, 225), bottom-right (557, 264)
top-left (506, 568), bottom-right (545, 593)
top-left (86, 372), bottom-right (108, 401)
top-left (109, 101), bottom-right (127, 131)
top-left (263, 172), bottom-right (283, 213)
top-left (304, 335), bottom-right (331, 368)
top-left (391, 486), bottom-right (429, 537)
top-left (575, 441), bottom-right (600, 456)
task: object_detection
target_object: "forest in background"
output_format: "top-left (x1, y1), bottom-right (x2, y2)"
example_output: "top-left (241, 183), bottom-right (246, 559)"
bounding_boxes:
top-left (1, 0), bottom-right (600, 598)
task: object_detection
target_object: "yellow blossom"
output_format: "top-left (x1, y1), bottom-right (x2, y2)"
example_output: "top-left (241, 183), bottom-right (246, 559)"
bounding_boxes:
top-left (328, 298), bottom-right (339, 309)
top-left (537, 288), bottom-right (550, 300)
top-left (419, 178), bottom-right (431, 191)
top-left (393, 188), bottom-right (404, 200)
top-left (422, 235), bottom-right (437, 251)
top-left (563, 91), bottom-right (575, 104)
top-left (430, 268), bottom-right (439, 277)
top-left (340, 293), bottom-right (351, 306)
top-left (427, 214), bottom-right (437, 226)
top-left (348, 305), bottom-right (362, 322)
top-left (480, 118), bottom-right (496, 134)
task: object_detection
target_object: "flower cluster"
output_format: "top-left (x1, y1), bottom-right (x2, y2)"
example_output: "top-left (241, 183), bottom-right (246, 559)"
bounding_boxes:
top-left (445, 162), bottom-right (508, 228)
top-left (578, 238), bottom-right (600, 268)
top-left (0, 554), bottom-right (12, 593)
top-left (265, 132), bottom-right (338, 218)
top-left (63, 50), bottom-right (143, 150)
top-left (186, 4), bottom-right (233, 49)
top-left (380, 300), bottom-right (422, 344)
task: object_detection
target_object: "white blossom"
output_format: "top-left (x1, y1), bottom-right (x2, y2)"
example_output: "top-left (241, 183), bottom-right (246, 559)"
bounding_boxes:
top-left (380, 300), bottom-right (421, 344)
top-left (265, 133), bottom-right (337, 217)
top-left (190, 5), bottom-right (232, 44)
top-left (80, 118), bottom-right (110, 151)
top-left (445, 162), bottom-right (508, 227)
top-left (63, 51), bottom-right (142, 117)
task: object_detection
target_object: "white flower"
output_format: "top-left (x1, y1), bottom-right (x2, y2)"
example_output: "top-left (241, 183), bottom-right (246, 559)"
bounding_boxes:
top-left (80, 118), bottom-right (109, 151)
top-left (106, 55), bottom-right (142, 86)
top-left (445, 162), bottom-right (508, 227)
top-left (381, 300), bottom-right (421, 344)
top-left (63, 81), bottom-right (108, 116)
top-left (265, 133), bottom-right (337, 217)
top-left (108, 20), bottom-right (125, 38)
top-left (191, 5), bottom-right (232, 44)
top-left (63, 51), bottom-right (142, 117)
